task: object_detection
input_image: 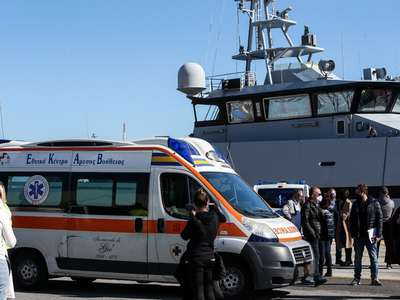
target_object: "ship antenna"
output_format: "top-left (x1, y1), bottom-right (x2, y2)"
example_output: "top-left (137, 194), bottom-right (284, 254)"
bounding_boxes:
top-left (204, 0), bottom-right (216, 70)
top-left (358, 51), bottom-right (362, 80)
top-left (342, 34), bottom-right (345, 80)
top-left (211, 0), bottom-right (226, 76)
top-left (236, 5), bottom-right (242, 74)
top-left (396, 50), bottom-right (398, 76)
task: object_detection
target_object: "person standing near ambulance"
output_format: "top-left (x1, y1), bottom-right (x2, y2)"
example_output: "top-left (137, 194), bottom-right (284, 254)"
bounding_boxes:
top-left (0, 182), bottom-right (16, 299)
top-left (181, 188), bottom-right (220, 300)
top-left (301, 187), bottom-right (328, 287)
top-left (282, 188), bottom-right (303, 231)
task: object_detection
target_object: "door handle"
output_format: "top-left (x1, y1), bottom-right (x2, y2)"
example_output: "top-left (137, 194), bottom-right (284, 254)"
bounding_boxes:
top-left (157, 218), bottom-right (166, 233)
top-left (135, 218), bottom-right (143, 233)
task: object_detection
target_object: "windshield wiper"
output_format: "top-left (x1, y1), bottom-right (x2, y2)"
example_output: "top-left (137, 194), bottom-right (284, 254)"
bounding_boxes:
top-left (253, 210), bottom-right (280, 218)
top-left (233, 206), bottom-right (258, 217)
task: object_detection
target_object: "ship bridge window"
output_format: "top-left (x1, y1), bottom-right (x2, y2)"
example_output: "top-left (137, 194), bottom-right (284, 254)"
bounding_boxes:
top-left (227, 100), bottom-right (254, 123)
top-left (264, 94), bottom-right (311, 120)
top-left (195, 104), bottom-right (220, 122)
top-left (315, 91), bottom-right (353, 115)
top-left (357, 89), bottom-right (394, 112)
top-left (391, 93), bottom-right (400, 113)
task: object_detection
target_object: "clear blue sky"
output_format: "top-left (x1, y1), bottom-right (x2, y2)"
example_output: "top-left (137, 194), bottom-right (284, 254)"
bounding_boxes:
top-left (0, 0), bottom-right (399, 142)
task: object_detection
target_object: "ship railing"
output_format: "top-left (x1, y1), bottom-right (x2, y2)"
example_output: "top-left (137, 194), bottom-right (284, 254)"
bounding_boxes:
top-left (206, 71), bottom-right (256, 92)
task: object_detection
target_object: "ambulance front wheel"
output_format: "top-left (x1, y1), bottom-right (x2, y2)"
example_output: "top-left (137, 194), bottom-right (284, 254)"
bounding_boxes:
top-left (12, 251), bottom-right (48, 290)
top-left (212, 257), bottom-right (252, 300)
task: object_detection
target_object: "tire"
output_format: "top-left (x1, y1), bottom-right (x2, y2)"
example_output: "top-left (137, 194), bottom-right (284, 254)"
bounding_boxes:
top-left (212, 258), bottom-right (252, 300)
top-left (12, 251), bottom-right (48, 290)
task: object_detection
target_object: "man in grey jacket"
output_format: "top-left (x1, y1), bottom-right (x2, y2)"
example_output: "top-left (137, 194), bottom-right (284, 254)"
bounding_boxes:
top-left (282, 188), bottom-right (303, 231)
top-left (377, 186), bottom-right (394, 269)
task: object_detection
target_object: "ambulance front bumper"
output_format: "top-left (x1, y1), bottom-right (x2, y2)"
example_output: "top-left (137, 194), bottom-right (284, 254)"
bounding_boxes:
top-left (240, 239), bottom-right (315, 290)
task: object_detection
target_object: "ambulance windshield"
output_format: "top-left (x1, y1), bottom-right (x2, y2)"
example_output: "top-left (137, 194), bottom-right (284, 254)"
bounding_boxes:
top-left (201, 172), bottom-right (277, 218)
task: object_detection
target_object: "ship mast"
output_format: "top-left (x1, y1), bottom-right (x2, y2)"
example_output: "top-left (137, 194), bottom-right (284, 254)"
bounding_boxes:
top-left (235, 0), bottom-right (324, 85)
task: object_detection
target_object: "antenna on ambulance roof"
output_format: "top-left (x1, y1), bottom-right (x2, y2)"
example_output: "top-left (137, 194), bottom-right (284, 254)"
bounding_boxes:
top-left (123, 123), bottom-right (126, 142)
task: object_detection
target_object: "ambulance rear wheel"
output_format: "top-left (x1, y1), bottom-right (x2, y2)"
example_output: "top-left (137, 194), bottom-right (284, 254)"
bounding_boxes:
top-left (212, 258), bottom-right (252, 300)
top-left (12, 251), bottom-right (48, 290)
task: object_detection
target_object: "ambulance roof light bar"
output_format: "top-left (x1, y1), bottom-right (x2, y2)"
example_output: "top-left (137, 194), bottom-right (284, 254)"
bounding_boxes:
top-left (168, 138), bottom-right (199, 166)
top-left (258, 180), bottom-right (306, 185)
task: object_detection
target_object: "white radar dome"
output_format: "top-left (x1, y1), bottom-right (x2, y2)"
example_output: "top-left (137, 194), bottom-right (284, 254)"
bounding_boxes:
top-left (177, 62), bottom-right (206, 95)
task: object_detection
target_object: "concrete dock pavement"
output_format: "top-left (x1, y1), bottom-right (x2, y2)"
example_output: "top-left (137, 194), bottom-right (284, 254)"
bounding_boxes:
top-left (328, 241), bottom-right (400, 282)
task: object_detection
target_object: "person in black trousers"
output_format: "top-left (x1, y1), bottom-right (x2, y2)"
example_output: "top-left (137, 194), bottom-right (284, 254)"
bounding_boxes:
top-left (301, 186), bottom-right (328, 287)
top-left (181, 188), bottom-right (220, 300)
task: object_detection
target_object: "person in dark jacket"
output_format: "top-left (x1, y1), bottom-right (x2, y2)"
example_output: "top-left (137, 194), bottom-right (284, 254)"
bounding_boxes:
top-left (301, 186), bottom-right (328, 287)
top-left (349, 184), bottom-right (383, 286)
top-left (181, 187), bottom-right (220, 300)
top-left (385, 207), bottom-right (400, 266)
top-left (319, 194), bottom-right (335, 277)
top-left (377, 186), bottom-right (395, 269)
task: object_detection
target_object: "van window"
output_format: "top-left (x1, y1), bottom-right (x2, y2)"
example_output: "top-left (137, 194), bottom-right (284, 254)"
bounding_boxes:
top-left (116, 182), bottom-right (137, 206)
top-left (7, 175), bottom-right (63, 206)
top-left (257, 188), bottom-right (295, 209)
top-left (71, 173), bottom-right (149, 215)
top-left (201, 172), bottom-right (277, 218)
top-left (77, 179), bottom-right (113, 206)
top-left (161, 173), bottom-right (202, 219)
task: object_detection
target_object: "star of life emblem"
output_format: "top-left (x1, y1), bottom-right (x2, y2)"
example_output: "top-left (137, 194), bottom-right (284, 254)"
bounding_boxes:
top-left (24, 175), bottom-right (50, 206)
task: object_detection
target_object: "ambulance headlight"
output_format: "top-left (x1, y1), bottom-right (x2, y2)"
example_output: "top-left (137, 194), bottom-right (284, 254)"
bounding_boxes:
top-left (242, 217), bottom-right (278, 242)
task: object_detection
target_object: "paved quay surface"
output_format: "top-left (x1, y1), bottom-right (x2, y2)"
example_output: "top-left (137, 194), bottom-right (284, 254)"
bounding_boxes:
top-left (328, 242), bottom-right (400, 282)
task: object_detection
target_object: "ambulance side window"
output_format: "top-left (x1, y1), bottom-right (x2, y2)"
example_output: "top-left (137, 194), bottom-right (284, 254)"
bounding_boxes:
top-left (71, 173), bottom-right (149, 215)
top-left (160, 173), bottom-right (201, 219)
top-left (6, 174), bottom-right (64, 207)
top-left (77, 179), bottom-right (113, 206)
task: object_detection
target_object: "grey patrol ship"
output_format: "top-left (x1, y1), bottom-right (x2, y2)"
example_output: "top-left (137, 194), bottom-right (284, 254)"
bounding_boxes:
top-left (177, 0), bottom-right (400, 204)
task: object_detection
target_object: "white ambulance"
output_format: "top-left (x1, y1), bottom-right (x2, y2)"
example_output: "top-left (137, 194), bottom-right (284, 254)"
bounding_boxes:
top-left (1, 137), bottom-right (314, 299)
top-left (253, 181), bottom-right (310, 215)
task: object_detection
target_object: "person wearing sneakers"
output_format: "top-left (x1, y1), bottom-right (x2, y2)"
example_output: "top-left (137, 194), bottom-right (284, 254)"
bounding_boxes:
top-left (349, 184), bottom-right (383, 286)
top-left (301, 187), bottom-right (328, 287)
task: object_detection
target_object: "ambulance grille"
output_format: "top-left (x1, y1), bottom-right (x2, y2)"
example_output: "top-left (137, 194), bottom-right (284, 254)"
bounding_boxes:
top-left (292, 246), bottom-right (312, 263)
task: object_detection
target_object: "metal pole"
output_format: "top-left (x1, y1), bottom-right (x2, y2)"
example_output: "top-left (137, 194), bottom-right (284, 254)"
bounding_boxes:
top-left (0, 95), bottom-right (5, 139)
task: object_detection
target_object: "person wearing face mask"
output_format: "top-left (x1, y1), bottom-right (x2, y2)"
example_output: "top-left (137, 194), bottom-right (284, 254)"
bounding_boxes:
top-left (349, 184), bottom-right (383, 286)
top-left (301, 187), bottom-right (328, 287)
top-left (282, 188), bottom-right (303, 231)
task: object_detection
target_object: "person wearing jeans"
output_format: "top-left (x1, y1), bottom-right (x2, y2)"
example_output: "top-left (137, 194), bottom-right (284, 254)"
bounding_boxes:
top-left (349, 184), bottom-right (383, 286)
top-left (301, 186), bottom-right (328, 287)
top-left (353, 236), bottom-right (379, 281)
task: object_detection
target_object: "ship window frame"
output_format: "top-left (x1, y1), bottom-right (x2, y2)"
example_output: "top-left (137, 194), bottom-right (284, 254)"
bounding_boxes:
top-left (263, 94), bottom-right (311, 120)
top-left (314, 90), bottom-right (354, 115)
top-left (194, 103), bottom-right (221, 122)
top-left (391, 92), bottom-right (400, 113)
top-left (226, 99), bottom-right (255, 124)
top-left (357, 88), bottom-right (394, 113)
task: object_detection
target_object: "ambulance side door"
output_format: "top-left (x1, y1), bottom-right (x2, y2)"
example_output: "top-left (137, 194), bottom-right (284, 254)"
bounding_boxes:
top-left (66, 172), bottom-right (150, 280)
top-left (148, 169), bottom-right (203, 281)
